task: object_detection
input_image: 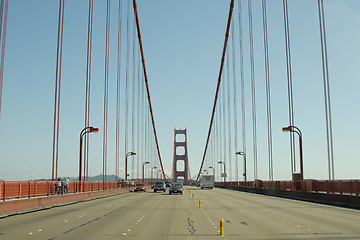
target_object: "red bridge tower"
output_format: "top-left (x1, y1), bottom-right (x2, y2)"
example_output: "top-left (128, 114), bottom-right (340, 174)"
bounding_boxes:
top-left (171, 128), bottom-right (190, 184)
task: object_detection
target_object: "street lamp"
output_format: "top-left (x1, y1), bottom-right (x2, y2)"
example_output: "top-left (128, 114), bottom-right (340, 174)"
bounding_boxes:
top-left (152, 166), bottom-right (157, 182)
top-left (79, 127), bottom-right (99, 182)
top-left (236, 151), bottom-right (247, 182)
top-left (125, 152), bottom-right (136, 180)
top-left (218, 161), bottom-right (226, 182)
top-left (142, 161), bottom-right (150, 182)
top-left (282, 125), bottom-right (304, 180)
top-left (203, 169), bottom-right (209, 175)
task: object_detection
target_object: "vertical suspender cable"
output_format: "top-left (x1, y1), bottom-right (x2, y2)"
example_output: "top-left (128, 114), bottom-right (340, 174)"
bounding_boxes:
top-left (226, 40), bottom-right (233, 181)
top-left (283, 0), bottom-right (296, 175)
top-left (52, 0), bottom-right (65, 181)
top-left (222, 59), bottom-right (227, 181)
top-left (116, 0), bottom-right (123, 181)
top-left (318, 0), bottom-right (334, 180)
top-left (238, 0), bottom-right (247, 182)
top-left (248, 0), bottom-right (258, 180)
top-left (196, 0), bottom-right (235, 182)
top-left (137, 50), bottom-right (141, 180)
top-left (0, 0), bottom-right (8, 124)
top-left (262, 0), bottom-right (273, 181)
top-left (102, 0), bottom-right (111, 183)
top-left (131, 17), bottom-right (136, 180)
top-left (124, 0), bottom-right (130, 179)
top-left (84, 0), bottom-right (94, 181)
top-left (133, 0), bottom-right (167, 180)
top-left (231, 19), bottom-right (239, 183)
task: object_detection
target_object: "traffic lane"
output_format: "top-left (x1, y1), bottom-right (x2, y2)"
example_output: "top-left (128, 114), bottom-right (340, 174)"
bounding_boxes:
top-left (54, 189), bottom-right (162, 239)
top-left (0, 190), bottom-right (151, 239)
top-left (214, 188), bottom-right (360, 237)
top-left (124, 190), bottom-right (220, 240)
top-left (189, 187), bottom-right (360, 239)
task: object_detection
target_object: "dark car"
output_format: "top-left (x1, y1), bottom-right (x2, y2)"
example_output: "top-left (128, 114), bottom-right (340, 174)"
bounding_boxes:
top-left (169, 183), bottom-right (183, 195)
top-left (154, 181), bottom-right (166, 192)
top-left (134, 183), bottom-right (146, 192)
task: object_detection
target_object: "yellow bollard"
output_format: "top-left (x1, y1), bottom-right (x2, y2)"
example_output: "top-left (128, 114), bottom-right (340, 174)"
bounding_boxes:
top-left (220, 218), bottom-right (224, 235)
top-left (199, 200), bottom-right (202, 208)
top-left (192, 193), bottom-right (194, 199)
top-left (189, 190), bottom-right (191, 195)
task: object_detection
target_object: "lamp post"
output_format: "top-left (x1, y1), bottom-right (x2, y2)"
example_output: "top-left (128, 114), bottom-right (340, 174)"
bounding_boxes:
top-left (142, 161), bottom-right (150, 182)
top-left (235, 151), bottom-right (247, 183)
top-left (79, 127), bottom-right (99, 182)
top-left (125, 152), bottom-right (136, 180)
top-left (218, 161), bottom-right (226, 182)
top-left (203, 169), bottom-right (208, 175)
top-left (282, 125), bottom-right (304, 180)
top-left (152, 166), bottom-right (157, 182)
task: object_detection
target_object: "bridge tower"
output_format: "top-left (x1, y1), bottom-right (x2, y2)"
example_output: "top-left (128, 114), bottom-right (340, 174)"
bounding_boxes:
top-left (172, 128), bottom-right (190, 184)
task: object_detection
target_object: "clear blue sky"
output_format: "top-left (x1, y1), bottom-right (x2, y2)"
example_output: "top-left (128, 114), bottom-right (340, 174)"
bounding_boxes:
top-left (0, 0), bottom-right (359, 181)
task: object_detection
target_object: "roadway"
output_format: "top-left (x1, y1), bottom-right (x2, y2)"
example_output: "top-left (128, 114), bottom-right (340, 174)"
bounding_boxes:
top-left (0, 186), bottom-right (359, 239)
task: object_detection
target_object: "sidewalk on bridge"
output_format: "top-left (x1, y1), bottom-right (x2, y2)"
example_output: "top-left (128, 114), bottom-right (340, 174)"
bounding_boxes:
top-left (0, 187), bottom-right (132, 218)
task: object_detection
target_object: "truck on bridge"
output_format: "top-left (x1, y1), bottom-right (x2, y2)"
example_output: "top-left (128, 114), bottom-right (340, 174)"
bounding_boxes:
top-left (199, 175), bottom-right (214, 189)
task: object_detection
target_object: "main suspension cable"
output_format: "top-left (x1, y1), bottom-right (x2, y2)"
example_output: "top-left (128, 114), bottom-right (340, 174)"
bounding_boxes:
top-left (132, 0), bottom-right (167, 181)
top-left (196, 0), bottom-right (235, 182)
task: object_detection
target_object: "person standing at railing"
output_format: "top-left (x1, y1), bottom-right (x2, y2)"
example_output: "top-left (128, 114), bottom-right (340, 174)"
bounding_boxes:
top-left (64, 177), bottom-right (69, 194)
top-left (56, 178), bottom-right (62, 195)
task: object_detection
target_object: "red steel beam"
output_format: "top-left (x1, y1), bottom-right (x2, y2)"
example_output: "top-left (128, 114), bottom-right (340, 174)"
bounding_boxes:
top-left (132, 0), bottom-right (167, 182)
top-left (196, 0), bottom-right (235, 182)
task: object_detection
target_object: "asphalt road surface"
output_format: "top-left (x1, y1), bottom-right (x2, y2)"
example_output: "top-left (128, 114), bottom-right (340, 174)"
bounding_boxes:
top-left (0, 187), bottom-right (359, 239)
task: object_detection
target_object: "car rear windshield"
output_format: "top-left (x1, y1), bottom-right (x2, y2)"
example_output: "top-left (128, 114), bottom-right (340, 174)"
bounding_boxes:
top-left (136, 184), bottom-right (145, 187)
top-left (155, 182), bottom-right (164, 185)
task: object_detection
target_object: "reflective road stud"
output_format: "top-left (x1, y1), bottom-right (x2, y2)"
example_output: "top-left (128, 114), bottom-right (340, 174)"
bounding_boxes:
top-left (220, 218), bottom-right (224, 235)
top-left (199, 200), bottom-right (202, 208)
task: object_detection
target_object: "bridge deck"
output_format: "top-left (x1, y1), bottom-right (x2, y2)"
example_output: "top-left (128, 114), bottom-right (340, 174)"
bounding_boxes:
top-left (0, 187), bottom-right (359, 239)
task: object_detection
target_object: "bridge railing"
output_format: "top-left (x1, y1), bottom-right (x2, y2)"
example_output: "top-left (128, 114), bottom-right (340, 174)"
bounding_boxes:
top-left (0, 181), bottom-right (124, 202)
top-left (215, 179), bottom-right (360, 196)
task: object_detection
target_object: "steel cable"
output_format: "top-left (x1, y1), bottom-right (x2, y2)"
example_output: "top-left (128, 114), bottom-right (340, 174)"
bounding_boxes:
top-left (318, 0), bottom-right (334, 180)
top-left (52, 0), bottom-right (65, 181)
top-left (262, 0), bottom-right (273, 181)
top-left (283, 0), bottom-right (296, 175)
top-left (0, 0), bottom-right (8, 124)
top-left (231, 18), bottom-right (239, 183)
top-left (102, 0), bottom-right (111, 182)
top-left (196, 0), bottom-right (235, 182)
top-left (84, 0), bottom-right (94, 181)
top-left (116, 0), bottom-right (123, 181)
top-left (248, 0), bottom-right (258, 180)
top-left (238, 0), bottom-right (247, 182)
top-left (124, 0), bottom-right (130, 179)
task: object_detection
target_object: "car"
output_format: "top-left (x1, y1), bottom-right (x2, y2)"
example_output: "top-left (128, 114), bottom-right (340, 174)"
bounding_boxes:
top-left (154, 181), bottom-right (166, 192)
top-left (169, 183), bottom-right (183, 195)
top-left (134, 183), bottom-right (146, 192)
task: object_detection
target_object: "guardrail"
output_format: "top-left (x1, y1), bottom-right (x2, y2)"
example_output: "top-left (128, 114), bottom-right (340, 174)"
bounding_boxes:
top-left (215, 179), bottom-right (360, 196)
top-left (0, 181), bottom-right (123, 202)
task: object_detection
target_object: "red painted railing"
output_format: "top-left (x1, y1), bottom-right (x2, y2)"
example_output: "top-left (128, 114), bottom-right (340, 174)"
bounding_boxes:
top-left (215, 179), bottom-right (360, 196)
top-left (0, 181), bottom-right (123, 201)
